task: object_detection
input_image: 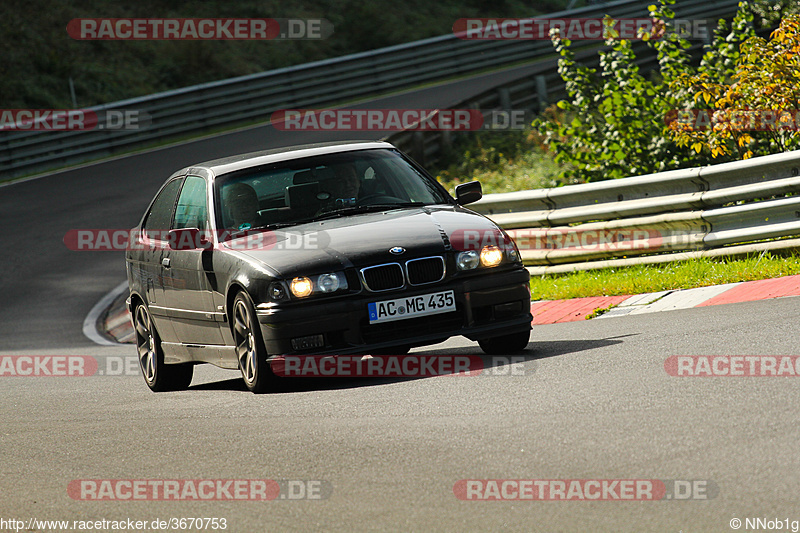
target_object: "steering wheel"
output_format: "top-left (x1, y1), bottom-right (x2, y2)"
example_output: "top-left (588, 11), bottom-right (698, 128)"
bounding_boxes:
top-left (356, 194), bottom-right (405, 206)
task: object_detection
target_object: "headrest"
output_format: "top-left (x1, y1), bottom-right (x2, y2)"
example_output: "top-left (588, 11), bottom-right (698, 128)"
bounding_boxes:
top-left (293, 170), bottom-right (316, 185)
top-left (224, 182), bottom-right (257, 201)
top-left (285, 182), bottom-right (320, 210)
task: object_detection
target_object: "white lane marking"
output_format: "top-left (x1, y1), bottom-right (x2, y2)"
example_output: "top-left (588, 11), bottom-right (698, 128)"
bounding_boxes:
top-left (83, 281), bottom-right (130, 346)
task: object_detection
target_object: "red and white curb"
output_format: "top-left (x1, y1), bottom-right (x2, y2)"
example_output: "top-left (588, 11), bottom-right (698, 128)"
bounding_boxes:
top-left (82, 281), bottom-right (129, 346)
top-left (529, 295), bottom-right (630, 325)
top-left (597, 284), bottom-right (740, 318)
top-left (105, 306), bottom-right (135, 343)
top-left (532, 274), bottom-right (800, 325)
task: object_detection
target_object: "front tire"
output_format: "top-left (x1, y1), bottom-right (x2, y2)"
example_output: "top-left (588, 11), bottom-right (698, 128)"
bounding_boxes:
top-left (134, 303), bottom-right (193, 392)
top-left (232, 291), bottom-right (276, 394)
top-left (478, 331), bottom-right (530, 355)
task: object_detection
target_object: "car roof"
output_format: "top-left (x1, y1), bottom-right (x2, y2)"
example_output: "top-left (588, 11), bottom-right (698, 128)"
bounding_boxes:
top-left (177, 140), bottom-right (396, 179)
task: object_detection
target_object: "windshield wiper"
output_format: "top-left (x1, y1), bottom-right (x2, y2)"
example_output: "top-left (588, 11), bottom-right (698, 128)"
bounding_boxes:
top-left (226, 222), bottom-right (300, 240)
top-left (313, 202), bottom-right (427, 221)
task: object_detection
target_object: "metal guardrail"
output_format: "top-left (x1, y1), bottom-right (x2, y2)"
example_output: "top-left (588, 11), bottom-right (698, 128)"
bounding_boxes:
top-left (386, 0), bottom-right (744, 167)
top-left (466, 150), bottom-right (800, 274)
top-left (0, 0), bottom-right (740, 179)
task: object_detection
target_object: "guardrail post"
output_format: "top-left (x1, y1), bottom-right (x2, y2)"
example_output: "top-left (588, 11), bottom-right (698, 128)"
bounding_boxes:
top-left (535, 75), bottom-right (548, 111)
top-left (440, 130), bottom-right (452, 162)
top-left (412, 131), bottom-right (426, 167)
top-left (498, 88), bottom-right (511, 111)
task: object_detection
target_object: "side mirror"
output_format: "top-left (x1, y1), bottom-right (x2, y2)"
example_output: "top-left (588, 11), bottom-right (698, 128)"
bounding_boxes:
top-left (168, 228), bottom-right (211, 250)
top-left (455, 181), bottom-right (482, 205)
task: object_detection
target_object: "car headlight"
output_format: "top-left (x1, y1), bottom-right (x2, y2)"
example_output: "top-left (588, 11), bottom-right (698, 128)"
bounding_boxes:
top-left (480, 245), bottom-right (503, 267)
top-left (457, 250), bottom-right (480, 271)
top-left (290, 272), bottom-right (348, 298)
top-left (290, 276), bottom-right (314, 298)
top-left (317, 273), bottom-right (340, 293)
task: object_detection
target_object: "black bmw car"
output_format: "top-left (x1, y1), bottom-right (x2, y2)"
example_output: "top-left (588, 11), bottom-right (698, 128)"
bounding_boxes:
top-left (126, 141), bottom-right (531, 393)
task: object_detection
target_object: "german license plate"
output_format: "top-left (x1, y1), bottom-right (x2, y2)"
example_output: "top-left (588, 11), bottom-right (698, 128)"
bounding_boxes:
top-left (367, 290), bottom-right (455, 324)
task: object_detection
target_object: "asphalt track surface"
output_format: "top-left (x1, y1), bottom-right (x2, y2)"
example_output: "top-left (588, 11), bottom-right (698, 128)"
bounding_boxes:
top-left (2, 65), bottom-right (800, 532)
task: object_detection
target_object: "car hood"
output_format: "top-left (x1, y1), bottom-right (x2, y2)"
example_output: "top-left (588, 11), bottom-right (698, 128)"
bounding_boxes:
top-left (224, 205), bottom-right (501, 278)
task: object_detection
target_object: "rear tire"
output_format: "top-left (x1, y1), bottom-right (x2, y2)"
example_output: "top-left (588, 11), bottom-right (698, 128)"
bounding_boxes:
top-left (478, 331), bottom-right (530, 355)
top-left (134, 303), bottom-right (193, 392)
top-left (232, 291), bottom-right (276, 394)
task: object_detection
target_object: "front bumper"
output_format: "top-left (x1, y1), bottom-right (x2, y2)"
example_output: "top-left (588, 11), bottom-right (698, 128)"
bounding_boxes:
top-left (255, 267), bottom-right (532, 357)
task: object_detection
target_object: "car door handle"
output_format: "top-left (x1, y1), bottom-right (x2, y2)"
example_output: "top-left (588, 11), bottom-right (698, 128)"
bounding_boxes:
top-left (162, 258), bottom-right (171, 268)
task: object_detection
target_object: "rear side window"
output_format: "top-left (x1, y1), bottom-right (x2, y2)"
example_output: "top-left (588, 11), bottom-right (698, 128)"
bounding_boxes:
top-left (143, 178), bottom-right (182, 239)
top-left (173, 176), bottom-right (208, 230)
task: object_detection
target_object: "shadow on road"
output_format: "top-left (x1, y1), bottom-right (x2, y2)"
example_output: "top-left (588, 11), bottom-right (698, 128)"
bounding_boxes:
top-left (186, 335), bottom-right (632, 394)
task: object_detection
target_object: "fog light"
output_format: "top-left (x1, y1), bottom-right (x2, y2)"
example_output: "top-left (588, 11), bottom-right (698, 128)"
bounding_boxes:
top-left (290, 276), bottom-right (313, 298)
top-left (480, 245), bottom-right (503, 267)
top-left (317, 273), bottom-right (340, 293)
top-left (494, 301), bottom-right (522, 319)
top-left (291, 334), bottom-right (324, 351)
top-left (457, 250), bottom-right (480, 270)
top-left (269, 282), bottom-right (287, 300)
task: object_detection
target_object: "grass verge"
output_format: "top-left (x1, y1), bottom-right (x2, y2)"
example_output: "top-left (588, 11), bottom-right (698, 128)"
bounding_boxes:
top-left (529, 252), bottom-right (800, 301)
top-left (432, 130), bottom-right (577, 195)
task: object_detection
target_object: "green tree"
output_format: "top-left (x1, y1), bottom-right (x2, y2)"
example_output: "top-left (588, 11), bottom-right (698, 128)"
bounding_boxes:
top-left (668, 14), bottom-right (800, 159)
top-left (532, 0), bottom-right (772, 182)
top-left (750, 0), bottom-right (799, 28)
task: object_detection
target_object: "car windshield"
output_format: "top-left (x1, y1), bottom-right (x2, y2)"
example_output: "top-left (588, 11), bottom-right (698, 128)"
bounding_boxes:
top-left (214, 149), bottom-right (451, 233)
